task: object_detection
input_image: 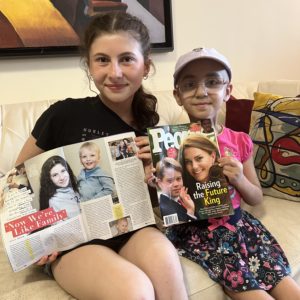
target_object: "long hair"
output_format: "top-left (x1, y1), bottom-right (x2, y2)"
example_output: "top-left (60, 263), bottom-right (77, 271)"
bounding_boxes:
top-left (80, 12), bottom-right (159, 130)
top-left (39, 156), bottom-right (79, 210)
top-left (178, 135), bottom-right (219, 185)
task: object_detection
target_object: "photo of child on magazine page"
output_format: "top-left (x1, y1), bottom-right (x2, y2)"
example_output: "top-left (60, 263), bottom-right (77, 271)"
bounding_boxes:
top-left (148, 120), bottom-right (234, 227)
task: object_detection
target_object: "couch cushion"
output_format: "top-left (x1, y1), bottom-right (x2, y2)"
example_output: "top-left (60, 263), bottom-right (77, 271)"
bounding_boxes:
top-left (249, 92), bottom-right (300, 201)
top-left (258, 80), bottom-right (300, 97)
top-left (225, 96), bottom-right (254, 133)
top-left (231, 81), bottom-right (258, 99)
top-left (154, 90), bottom-right (190, 126)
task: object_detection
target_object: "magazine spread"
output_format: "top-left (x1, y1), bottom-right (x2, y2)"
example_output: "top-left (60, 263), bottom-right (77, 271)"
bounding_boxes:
top-left (148, 120), bottom-right (234, 227)
top-left (0, 132), bottom-right (155, 272)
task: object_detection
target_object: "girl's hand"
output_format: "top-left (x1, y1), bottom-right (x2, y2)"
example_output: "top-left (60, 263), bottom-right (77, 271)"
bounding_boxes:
top-left (134, 136), bottom-right (157, 187)
top-left (218, 156), bottom-right (263, 206)
top-left (180, 187), bottom-right (195, 216)
top-left (144, 164), bottom-right (157, 188)
top-left (8, 182), bottom-right (20, 189)
top-left (218, 156), bottom-right (244, 186)
top-left (134, 136), bottom-right (152, 165)
top-left (36, 251), bottom-right (60, 266)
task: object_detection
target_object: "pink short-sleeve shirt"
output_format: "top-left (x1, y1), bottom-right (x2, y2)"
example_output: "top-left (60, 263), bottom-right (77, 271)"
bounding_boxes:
top-left (217, 127), bottom-right (253, 208)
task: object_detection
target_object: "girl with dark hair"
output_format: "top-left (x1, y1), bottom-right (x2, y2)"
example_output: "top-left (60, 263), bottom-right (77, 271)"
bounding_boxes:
top-left (16, 12), bottom-right (187, 300)
top-left (39, 156), bottom-right (80, 219)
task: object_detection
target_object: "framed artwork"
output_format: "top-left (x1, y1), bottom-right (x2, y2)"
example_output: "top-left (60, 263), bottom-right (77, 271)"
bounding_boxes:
top-left (0, 0), bottom-right (173, 57)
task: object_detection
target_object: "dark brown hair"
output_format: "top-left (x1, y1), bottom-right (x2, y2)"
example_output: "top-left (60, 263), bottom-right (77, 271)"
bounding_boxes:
top-left (81, 12), bottom-right (159, 130)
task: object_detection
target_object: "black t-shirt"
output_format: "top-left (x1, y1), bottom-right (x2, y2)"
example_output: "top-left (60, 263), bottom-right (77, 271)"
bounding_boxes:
top-left (32, 96), bottom-right (159, 208)
top-left (32, 96), bottom-right (146, 150)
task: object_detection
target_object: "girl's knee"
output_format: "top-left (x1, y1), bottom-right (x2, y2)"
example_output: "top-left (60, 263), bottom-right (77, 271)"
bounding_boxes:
top-left (270, 276), bottom-right (300, 299)
top-left (118, 273), bottom-right (155, 300)
top-left (224, 288), bottom-right (274, 300)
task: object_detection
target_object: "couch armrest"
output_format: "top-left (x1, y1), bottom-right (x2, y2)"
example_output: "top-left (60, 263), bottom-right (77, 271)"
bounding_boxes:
top-left (258, 80), bottom-right (300, 96)
top-left (0, 100), bottom-right (57, 174)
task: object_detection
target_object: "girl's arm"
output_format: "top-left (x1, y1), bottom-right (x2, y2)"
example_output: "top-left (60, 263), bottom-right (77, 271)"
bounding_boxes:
top-left (15, 135), bottom-right (44, 166)
top-left (135, 136), bottom-right (157, 186)
top-left (219, 155), bottom-right (263, 206)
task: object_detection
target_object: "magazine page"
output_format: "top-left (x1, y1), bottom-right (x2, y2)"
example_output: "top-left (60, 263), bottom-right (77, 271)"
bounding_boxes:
top-left (62, 132), bottom-right (155, 240)
top-left (0, 132), bottom-right (155, 272)
top-left (0, 148), bottom-right (88, 272)
top-left (148, 120), bottom-right (233, 227)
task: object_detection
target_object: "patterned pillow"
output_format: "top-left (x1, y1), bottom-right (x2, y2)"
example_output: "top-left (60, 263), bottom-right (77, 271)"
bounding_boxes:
top-left (250, 92), bottom-right (300, 201)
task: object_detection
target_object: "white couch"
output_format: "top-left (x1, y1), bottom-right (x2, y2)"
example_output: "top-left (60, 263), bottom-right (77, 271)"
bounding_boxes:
top-left (0, 80), bottom-right (300, 299)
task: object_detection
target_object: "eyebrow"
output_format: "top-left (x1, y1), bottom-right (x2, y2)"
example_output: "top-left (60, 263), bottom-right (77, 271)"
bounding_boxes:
top-left (119, 51), bottom-right (136, 56)
top-left (92, 52), bottom-right (108, 58)
top-left (205, 72), bottom-right (224, 78)
top-left (185, 154), bottom-right (203, 161)
top-left (92, 51), bottom-right (136, 58)
top-left (181, 71), bottom-right (225, 81)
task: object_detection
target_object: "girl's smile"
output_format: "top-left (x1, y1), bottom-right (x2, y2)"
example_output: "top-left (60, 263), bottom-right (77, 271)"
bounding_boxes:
top-left (105, 83), bottom-right (129, 92)
top-left (88, 32), bottom-right (149, 116)
top-left (174, 60), bottom-right (232, 123)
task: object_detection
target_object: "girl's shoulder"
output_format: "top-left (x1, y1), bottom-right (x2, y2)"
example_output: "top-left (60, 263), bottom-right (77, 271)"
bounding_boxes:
top-left (218, 127), bottom-right (253, 162)
top-left (219, 126), bottom-right (252, 144)
top-left (49, 96), bottom-right (100, 112)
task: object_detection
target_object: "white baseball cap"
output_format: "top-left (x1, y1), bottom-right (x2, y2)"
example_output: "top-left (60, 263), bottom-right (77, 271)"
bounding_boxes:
top-left (173, 47), bottom-right (232, 85)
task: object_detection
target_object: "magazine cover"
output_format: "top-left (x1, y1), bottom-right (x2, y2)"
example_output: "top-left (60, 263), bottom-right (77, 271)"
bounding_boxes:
top-left (148, 120), bottom-right (233, 227)
top-left (0, 132), bottom-right (155, 272)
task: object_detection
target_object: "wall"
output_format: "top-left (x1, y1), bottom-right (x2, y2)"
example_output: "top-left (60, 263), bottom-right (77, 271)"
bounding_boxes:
top-left (1, 0), bottom-right (300, 104)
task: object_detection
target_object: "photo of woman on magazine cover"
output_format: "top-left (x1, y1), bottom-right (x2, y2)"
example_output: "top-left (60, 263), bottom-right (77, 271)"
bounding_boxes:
top-left (179, 135), bottom-right (218, 184)
top-left (178, 134), bottom-right (232, 218)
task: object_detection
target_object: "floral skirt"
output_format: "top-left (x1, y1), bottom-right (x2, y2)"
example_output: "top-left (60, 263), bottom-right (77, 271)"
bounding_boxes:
top-left (166, 210), bottom-right (291, 292)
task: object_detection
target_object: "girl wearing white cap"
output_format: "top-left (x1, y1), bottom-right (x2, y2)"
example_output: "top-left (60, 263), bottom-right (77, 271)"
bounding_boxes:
top-left (167, 47), bottom-right (300, 299)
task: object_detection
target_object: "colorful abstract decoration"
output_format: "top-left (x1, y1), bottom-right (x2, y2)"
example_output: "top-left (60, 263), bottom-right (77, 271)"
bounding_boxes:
top-left (250, 93), bottom-right (300, 201)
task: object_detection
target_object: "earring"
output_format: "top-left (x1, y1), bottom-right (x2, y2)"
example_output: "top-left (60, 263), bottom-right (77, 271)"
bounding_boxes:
top-left (143, 74), bottom-right (148, 80)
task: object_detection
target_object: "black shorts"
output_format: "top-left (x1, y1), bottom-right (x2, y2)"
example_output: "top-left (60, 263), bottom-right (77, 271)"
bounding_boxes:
top-left (63, 230), bottom-right (137, 255)
top-left (44, 225), bottom-right (156, 277)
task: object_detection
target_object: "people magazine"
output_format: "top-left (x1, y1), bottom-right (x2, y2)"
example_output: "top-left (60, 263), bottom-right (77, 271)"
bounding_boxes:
top-left (0, 132), bottom-right (155, 272)
top-left (148, 120), bottom-right (233, 227)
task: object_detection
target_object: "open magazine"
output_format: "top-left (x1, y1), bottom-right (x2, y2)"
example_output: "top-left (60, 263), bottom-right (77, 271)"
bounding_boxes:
top-left (148, 120), bottom-right (234, 227)
top-left (0, 132), bottom-right (156, 272)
